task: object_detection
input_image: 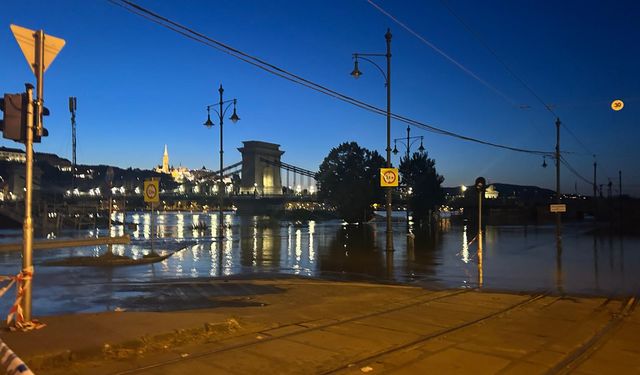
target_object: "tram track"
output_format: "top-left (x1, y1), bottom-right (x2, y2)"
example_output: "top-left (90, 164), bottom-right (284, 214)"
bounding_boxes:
top-left (320, 293), bottom-right (547, 374)
top-left (110, 289), bottom-right (548, 375)
top-left (545, 296), bottom-right (637, 375)
top-left (110, 288), bottom-right (474, 374)
top-left (324, 295), bottom-right (635, 375)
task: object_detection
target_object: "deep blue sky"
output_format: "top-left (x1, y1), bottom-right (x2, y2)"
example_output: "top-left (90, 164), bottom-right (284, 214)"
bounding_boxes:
top-left (1, 1), bottom-right (638, 195)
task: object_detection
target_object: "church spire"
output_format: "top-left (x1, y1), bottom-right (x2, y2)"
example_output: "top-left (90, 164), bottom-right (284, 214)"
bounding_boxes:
top-left (162, 144), bottom-right (169, 173)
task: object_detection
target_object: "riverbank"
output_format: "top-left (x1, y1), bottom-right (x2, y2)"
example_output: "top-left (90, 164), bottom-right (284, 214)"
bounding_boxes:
top-left (1, 277), bottom-right (638, 374)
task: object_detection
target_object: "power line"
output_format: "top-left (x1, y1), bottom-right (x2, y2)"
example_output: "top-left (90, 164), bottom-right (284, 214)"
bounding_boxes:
top-left (366, 0), bottom-right (520, 107)
top-left (109, 0), bottom-right (554, 157)
top-left (438, 0), bottom-right (556, 117)
top-left (560, 155), bottom-right (593, 186)
top-left (371, 0), bottom-right (594, 157)
top-left (437, 0), bottom-right (595, 156)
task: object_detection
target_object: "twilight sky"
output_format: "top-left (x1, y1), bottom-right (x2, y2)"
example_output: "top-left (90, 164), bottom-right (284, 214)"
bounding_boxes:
top-left (1, 1), bottom-right (638, 195)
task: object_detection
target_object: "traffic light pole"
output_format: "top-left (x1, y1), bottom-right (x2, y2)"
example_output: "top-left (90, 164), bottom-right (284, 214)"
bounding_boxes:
top-left (22, 84), bottom-right (35, 322)
top-left (18, 30), bottom-right (46, 324)
top-left (19, 30), bottom-right (46, 323)
top-left (34, 30), bottom-right (45, 137)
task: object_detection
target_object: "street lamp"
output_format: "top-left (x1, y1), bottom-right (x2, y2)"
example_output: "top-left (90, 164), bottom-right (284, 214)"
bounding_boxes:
top-left (393, 126), bottom-right (424, 160)
top-left (203, 84), bottom-right (240, 239)
top-left (475, 176), bottom-right (486, 246)
top-left (350, 28), bottom-right (394, 252)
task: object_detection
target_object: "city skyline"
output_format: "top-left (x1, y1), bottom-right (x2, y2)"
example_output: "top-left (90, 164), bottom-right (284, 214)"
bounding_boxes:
top-left (1, 1), bottom-right (638, 195)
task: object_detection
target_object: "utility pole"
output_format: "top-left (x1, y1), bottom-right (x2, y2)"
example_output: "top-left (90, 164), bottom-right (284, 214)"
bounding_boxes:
top-left (555, 118), bottom-right (562, 246)
top-left (599, 184), bottom-right (603, 198)
top-left (619, 170), bottom-right (623, 225)
top-left (619, 170), bottom-right (622, 199)
top-left (385, 29), bottom-right (393, 252)
top-left (593, 157), bottom-right (597, 218)
top-left (405, 125), bottom-right (410, 160)
top-left (69, 97), bottom-right (77, 188)
top-left (593, 157), bottom-right (597, 199)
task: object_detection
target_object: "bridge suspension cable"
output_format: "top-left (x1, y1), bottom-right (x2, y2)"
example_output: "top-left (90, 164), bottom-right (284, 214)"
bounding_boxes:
top-left (260, 157), bottom-right (316, 179)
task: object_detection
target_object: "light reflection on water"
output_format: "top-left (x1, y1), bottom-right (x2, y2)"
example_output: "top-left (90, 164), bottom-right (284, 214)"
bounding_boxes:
top-left (0, 212), bottom-right (637, 313)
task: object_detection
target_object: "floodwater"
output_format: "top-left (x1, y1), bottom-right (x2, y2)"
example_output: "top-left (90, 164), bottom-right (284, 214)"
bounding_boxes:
top-left (0, 211), bottom-right (638, 315)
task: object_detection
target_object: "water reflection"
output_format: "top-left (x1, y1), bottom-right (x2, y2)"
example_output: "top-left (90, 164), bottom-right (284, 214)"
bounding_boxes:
top-left (0, 212), bottom-right (638, 310)
top-left (322, 224), bottom-right (385, 280)
top-left (556, 239), bottom-right (563, 294)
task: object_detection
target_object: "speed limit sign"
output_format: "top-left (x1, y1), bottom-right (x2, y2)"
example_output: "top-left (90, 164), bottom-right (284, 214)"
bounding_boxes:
top-left (380, 168), bottom-right (399, 187)
top-left (143, 179), bottom-right (159, 203)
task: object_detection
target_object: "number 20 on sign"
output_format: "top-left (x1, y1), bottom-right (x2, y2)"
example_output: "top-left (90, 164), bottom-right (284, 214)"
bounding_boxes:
top-left (380, 168), bottom-right (399, 187)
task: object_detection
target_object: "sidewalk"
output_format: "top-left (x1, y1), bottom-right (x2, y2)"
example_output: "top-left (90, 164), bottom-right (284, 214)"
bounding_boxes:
top-left (1, 278), bottom-right (638, 374)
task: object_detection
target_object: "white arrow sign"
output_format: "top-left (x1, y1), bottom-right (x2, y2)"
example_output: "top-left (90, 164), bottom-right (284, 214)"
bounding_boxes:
top-left (10, 24), bottom-right (65, 75)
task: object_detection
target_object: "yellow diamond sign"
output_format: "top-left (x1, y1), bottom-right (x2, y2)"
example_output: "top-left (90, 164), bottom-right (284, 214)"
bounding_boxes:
top-left (380, 168), bottom-right (399, 187)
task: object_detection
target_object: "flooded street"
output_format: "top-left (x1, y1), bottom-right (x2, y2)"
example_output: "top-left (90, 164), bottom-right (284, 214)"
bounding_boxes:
top-left (0, 211), bottom-right (638, 316)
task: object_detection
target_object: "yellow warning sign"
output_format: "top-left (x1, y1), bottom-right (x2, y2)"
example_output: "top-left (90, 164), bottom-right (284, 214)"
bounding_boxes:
top-left (380, 168), bottom-right (399, 187)
top-left (143, 179), bottom-right (159, 203)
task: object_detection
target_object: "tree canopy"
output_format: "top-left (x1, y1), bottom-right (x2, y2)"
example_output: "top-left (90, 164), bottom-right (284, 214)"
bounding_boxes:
top-left (399, 152), bottom-right (444, 220)
top-left (316, 142), bottom-right (385, 223)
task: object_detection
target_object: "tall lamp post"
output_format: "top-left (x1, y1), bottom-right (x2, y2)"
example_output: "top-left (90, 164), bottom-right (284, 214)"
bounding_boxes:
top-left (475, 177), bottom-right (486, 287)
top-left (393, 126), bottom-right (425, 160)
top-left (350, 28), bottom-right (394, 252)
top-left (392, 127), bottom-right (424, 230)
top-left (203, 84), bottom-right (240, 239)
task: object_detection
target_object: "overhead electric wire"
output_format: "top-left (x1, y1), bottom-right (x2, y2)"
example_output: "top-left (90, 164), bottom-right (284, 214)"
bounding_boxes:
top-left (366, 0), bottom-right (520, 107)
top-left (109, 0), bottom-right (555, 157)
top-left (438, 0), bottom-right (557, 117)
top-left (370, 0), bottom-right (593, 157)
top-left (560, 156), bottom-right (593, 186)
top-left (437, 0), bottom-right (595, 157)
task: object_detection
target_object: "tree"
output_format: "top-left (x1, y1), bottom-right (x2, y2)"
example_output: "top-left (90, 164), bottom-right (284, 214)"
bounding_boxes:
top-left (399, 152), bottom-right (444, 221)
top-left (316, 142), bottom-right (385, 222)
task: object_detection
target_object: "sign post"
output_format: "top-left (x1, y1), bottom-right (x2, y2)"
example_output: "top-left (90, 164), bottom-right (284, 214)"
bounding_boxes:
top-left (144, 179), bottom-right (160, 254)
top-left (10, 24), bottom-right (65, 325)
top-left (475, 177), bottom-right (486, 288)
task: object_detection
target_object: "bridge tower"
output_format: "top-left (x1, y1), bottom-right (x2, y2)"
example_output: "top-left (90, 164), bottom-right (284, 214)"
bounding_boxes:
top-left (238, 141), bottom-right (284, 195)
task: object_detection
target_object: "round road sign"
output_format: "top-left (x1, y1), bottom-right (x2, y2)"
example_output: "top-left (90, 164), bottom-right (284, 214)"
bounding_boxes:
top-left (145, 183), bottom-right (157, 200)
top-left (611, 99), bottom-right (624, 111)
top-left (382, 170), bottom-right (397, 185)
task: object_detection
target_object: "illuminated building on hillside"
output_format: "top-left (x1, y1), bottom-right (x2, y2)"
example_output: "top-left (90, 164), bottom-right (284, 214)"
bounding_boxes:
top-left (155, 145), bottom-right (193, 183)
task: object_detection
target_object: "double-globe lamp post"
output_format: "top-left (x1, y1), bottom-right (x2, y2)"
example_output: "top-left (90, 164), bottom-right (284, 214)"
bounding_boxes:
top-left (392, 128), bottom-right (424, 230)
top-left (350, 29), bottom-right (394, 252)
top-left (203, 84), bottom-right (240, 239)
top-left (393, 126), bottom-right (425, 159)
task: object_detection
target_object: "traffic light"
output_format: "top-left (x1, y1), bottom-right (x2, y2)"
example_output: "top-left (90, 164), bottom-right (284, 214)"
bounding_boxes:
top-left (33, 103), bottom-right (49, 143)
top-left (0, 93), bottom-right (27, 142)
top-left (0, 89), bottom-right (49, 143)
